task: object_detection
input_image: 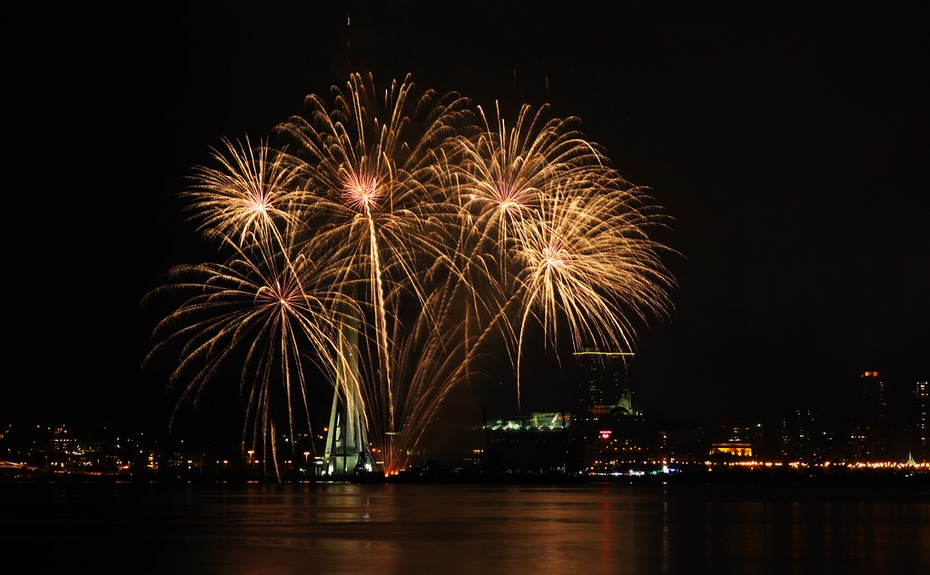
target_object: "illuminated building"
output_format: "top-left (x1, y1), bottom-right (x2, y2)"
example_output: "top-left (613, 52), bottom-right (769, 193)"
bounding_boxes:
top-left (570, 349), bottom-right (665, 473)
top-left (483, 412), bottom-right (578, 475)
top-left (710, 442), bottom-right (753, 457)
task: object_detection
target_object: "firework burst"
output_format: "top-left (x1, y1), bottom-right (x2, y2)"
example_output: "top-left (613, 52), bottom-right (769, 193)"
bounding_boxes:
top-left (144, 72), bottom-right (676, 479)
top-left (143, 231), bottom-right (353, 480)
top-left (182, 136), bottom-right (303, 250)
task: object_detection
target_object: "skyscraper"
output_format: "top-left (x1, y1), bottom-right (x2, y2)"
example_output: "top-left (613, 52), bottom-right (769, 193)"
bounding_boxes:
top-left (911, 380), bottom-right (929, 463)
top-left (573, 349), bottom-right (634, 416)
top-left (858, 371), bottom-right (888, 461)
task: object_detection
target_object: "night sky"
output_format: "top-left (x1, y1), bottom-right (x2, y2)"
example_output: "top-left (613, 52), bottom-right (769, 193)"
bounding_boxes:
top-left (4, 2), bottom-right (928, 435)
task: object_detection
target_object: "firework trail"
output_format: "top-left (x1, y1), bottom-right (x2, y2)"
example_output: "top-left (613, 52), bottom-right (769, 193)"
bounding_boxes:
top-left (144, 72), bottom-right (675, 479)
top-left (274, 73), bottom-right (475, 473)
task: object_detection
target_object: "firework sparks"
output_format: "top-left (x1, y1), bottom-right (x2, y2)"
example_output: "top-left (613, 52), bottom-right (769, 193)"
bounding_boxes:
top-left (182, 136), bottom-right (302, 250)
top-left (143, 232), bottom-right (352, 479)
top-left (144, 72), bottom-right (676, 479)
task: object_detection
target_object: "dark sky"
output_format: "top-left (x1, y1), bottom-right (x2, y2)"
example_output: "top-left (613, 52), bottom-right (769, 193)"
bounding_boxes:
top-left (4, 1), bottom-right (928, 434)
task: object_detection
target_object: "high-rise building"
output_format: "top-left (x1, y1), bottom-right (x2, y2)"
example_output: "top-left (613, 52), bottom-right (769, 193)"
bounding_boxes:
top-left (857, 371), bottom-right (888, 461)
top-left (911, 380), bottom-right (929, 463)
top-left (573, 349), bottom-right (634, 416)
top-left (779, 409), bottom-right (813, 462)
top-left (575, 348), bottom-right (633, 415)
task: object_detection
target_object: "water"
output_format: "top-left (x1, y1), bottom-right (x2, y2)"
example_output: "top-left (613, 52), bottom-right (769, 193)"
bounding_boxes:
top-left (1, 480), bottom-right (927, 574)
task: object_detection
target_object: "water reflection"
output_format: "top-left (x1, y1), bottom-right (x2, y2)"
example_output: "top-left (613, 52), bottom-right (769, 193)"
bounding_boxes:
top-left (1, 481), bottom-right (927, 574)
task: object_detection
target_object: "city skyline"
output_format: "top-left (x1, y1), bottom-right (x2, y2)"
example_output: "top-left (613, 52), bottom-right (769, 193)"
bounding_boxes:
top-left (4, 373), bottom-right (928, 477)
top-left (4, 2), bottom-right (928, 440)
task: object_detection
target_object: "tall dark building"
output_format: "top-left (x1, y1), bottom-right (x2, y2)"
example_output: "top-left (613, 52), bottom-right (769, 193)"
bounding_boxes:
top-left (779, 409), bottom-right (815, 462)
top-left (573, 349), bottom-right (634, 416)
top-left (858, 371), bottom-right (889, 461)
top-left (911, 380), bottom-right (929, 463)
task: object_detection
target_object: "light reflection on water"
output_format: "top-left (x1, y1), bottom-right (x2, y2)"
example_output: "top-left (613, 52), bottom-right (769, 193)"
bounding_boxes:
top-left (1, 481), bottom-right (928, 574)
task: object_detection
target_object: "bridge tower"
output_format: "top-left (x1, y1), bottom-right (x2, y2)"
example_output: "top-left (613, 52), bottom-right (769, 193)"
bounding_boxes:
top-left (322, 310), bottom-right (373, 478)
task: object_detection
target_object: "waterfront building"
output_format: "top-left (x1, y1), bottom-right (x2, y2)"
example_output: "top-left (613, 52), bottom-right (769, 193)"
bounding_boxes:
top-left (710, 441), bottom-right (752, 458)
top-left (572, 348), bottom-right (635, 416)
top-left (911, 380), bottom-right (929, 463)
top-left (483, 412), bottom-right (577, 475)
top-left (857, 371), bottom-right (889, 461)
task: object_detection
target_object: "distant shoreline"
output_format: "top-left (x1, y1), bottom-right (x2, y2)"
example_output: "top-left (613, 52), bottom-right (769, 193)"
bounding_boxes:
top-left (3, 464), bottom-right (927, 486)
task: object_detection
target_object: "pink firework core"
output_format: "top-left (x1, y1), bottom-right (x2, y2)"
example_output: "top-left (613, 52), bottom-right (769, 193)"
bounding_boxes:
top-left (491, 181), bottom-right (533, 217)
top-left (543, 242), bottom-right (568, 271)
top-left (248, 187), bottom-right (272, 213)
top-left (255, 280), bottom-right (301, 313)
top-left (342, 171), bottom-right (383, 213)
